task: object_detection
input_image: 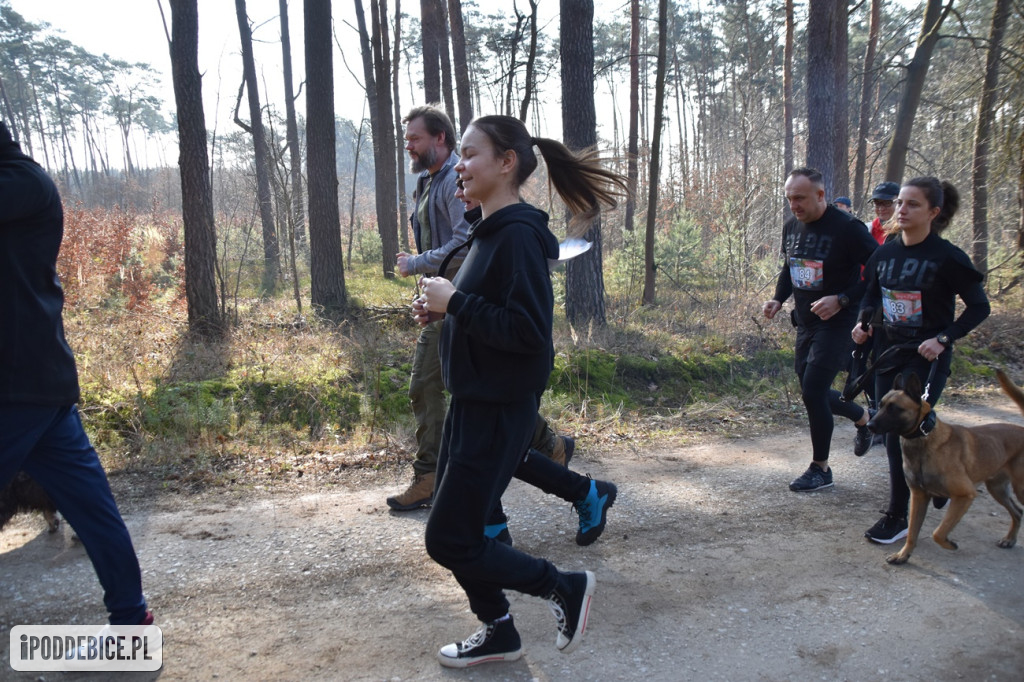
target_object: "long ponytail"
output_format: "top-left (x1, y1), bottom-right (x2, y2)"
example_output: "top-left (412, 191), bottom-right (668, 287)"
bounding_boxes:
top-left (469, 116), bottom-right (628, 237)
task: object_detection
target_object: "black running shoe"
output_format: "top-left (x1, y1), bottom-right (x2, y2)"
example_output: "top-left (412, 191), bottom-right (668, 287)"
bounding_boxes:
top-left (864, 512), bottom-right (908, 544)
top-left (574, 479), bottom-right (617, 546)
top-left (853, 410), bottom-right (877, 456)
top-left (547, 570), bottom-right (596, 653)
top-left (789, 463), bottom-right (833, 492)
top-left (437, 616), bottom-right (523, 668)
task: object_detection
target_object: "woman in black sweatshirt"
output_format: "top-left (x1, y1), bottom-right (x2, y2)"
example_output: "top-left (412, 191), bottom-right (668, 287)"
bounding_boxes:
top-left (852, 177), bottom-right (990, 544)
top-left (414, 115), bottom-right (626, 668)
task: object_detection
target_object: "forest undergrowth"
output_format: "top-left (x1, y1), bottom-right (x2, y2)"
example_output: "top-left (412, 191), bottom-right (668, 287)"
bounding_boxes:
top-left (57, 206), bottom-right (1024, 495)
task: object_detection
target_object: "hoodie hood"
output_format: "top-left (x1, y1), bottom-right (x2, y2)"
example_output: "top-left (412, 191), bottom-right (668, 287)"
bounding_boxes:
top-left (473, 202), bottom-right (559, 261)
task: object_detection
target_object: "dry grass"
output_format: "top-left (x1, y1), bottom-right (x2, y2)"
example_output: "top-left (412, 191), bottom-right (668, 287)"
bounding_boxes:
top-left (59, 254), bottom-right (1024, 493)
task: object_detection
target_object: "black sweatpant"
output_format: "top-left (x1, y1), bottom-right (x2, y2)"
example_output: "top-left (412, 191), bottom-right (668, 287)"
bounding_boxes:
top-left (425, 395), bottom-right (560, 622)
top-left (795, 321), bottom-right (867, 462)
top-left (487, 448), bottom-right (592, 528)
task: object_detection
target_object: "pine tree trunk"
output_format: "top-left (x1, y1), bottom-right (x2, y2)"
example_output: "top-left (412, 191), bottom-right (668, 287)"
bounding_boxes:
top-left (642, 0), bottom-right (668, 305)
top-left (782, 0), bottom-right (795, 222)
top-left (518, 0), bottom-right (538, 123)
top-left (279, 0), bottom-right (305, 247)
top-left (805, 0), bottom-right (845, 198)
top-left (832, 0), bottom-right (849, 197)
top-left (624, 0), bottom-right (640, 234)
top-left (434, 0), bottom-right (455, 120)
top-left (420, 0), bottom-right (441, 103)
top-left (235, 0), bottom-right (280, 295)
top-left (392, 0), bottom-right (409, 252)
top-left (853, 0), bottom-right (881, 214)
top-left (884, 0), bottom-right (951, 183)
top-left (970, 0), bottom-right (1011, 278)
top-left (561, 0), bottom-right (606, 327)
top-left (447, 0), bottom-right (473, 133)
top-left (305, 0), bottom-right (347, 318)
top-left (168, 0), bottom-right (222, 337)
top-left (371, 0), bottom-right (399, 277)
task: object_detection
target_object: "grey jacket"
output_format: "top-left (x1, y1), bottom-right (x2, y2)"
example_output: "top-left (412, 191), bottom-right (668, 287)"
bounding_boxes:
top-left (408, 152), bottom-right (469, 276)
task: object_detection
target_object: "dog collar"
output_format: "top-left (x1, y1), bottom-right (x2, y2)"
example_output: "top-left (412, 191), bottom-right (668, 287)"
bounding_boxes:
top-left (904, 411), bottom-right (937, 439)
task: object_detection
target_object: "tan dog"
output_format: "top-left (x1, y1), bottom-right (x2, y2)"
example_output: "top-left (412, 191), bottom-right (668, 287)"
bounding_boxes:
top-left (867, 370), bottom-right (1024, 565)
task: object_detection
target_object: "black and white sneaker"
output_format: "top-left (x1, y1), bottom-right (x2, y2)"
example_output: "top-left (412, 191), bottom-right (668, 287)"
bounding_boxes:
top-left (547, 570), bottom-right (596, 653)
top-left (437, 616), bottom-right (522, 668)
top-left (789, 463), bottom-right (833, 492)
top-left (865, 512), bottom-right (908, 544)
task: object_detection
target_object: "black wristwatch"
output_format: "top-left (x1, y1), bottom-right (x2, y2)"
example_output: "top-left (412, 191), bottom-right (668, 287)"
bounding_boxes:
top-left (936, 333), bottom-right (951, 347)
top-left (837, 293), bottom-right (850, 309)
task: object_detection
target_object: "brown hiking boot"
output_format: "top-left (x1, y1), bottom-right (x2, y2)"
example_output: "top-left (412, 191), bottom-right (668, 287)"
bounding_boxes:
top-left (386, 471), bottom-right (435, 511)
top-left (548, 436), bottom-right (576, 468)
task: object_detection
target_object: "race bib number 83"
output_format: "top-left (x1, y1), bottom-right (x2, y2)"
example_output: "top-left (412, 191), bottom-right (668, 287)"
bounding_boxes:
top-left (882, 287), bottom-right (923, 327)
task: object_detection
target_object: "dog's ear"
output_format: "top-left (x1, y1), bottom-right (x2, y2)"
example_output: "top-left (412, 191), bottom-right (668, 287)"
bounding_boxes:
top-left (893, 373), bottom-right (905, 391)
top-left (903, 372), bottom-right (923, 400)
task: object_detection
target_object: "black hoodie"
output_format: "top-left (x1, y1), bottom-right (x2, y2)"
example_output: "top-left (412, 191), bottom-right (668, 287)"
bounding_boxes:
top-left (439, 202), bottom-right (559, 403)
top-left (0, 123), bottom-right (80, 405)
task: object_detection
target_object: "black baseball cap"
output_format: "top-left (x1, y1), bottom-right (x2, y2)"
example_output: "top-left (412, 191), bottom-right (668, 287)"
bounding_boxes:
top-left (871, 181), bottom-right (899, 201)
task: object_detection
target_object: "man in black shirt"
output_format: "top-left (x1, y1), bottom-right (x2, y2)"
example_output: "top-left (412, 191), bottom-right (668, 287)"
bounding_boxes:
top-left (763, 168), bottom-right (878, 492)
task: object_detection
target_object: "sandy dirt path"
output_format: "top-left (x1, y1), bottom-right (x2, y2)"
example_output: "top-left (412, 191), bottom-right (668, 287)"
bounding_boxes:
top-left (2, 400), bottom-right (1023, 681)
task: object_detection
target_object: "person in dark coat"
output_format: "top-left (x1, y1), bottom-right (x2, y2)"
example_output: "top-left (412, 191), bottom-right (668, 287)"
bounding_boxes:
top-left (414, 115), bottom-right (626, 668)
top-left (0, 120), bottom-right (151, 626)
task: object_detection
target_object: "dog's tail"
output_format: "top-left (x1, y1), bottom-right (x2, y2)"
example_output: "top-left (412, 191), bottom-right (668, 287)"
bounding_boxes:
top-left (996, 369), bottom-right (1024, 418)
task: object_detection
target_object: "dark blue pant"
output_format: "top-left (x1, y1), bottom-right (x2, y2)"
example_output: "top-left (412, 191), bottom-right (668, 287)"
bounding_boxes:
top-left (425, 396), bottom-right (559, 622)
top-left (0, 405), bottom-right (147, 624)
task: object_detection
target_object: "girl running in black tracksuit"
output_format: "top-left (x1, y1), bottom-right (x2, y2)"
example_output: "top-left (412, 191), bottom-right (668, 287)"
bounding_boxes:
top-left (414, 115), bottom-right (626, 668)
top-left (852, 177), bottom-right (990, 543)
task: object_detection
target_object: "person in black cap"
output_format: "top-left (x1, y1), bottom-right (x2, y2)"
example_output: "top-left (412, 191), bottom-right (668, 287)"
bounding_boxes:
top-left (854, 181), bottom-right (901, 430)
top-left (869, 181), bottom-right (899, 244)
top-left (833, 196), bottom-right (853, 214)
top-left (0, 120), bottom-right (153, 626)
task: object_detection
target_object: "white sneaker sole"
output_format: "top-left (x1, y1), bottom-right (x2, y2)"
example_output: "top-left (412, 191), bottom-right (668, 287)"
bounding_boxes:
top-left (437, 647), bottom-right (522, 668)
top-left (790, 482), bottom-right (834, 492)
top-left (865, 528), bottom-right (909, 544)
